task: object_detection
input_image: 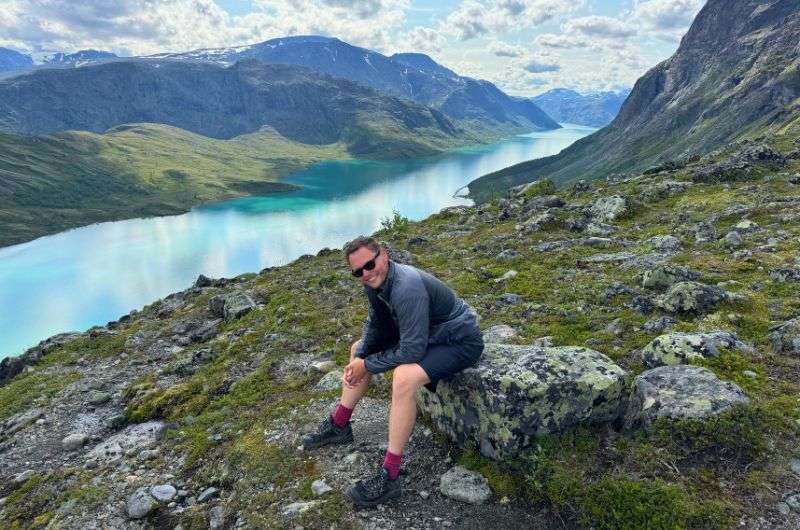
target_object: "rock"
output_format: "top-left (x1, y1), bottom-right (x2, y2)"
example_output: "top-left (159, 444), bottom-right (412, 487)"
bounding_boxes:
top-left (496, 249), bottom-right (520, 261)
top-left (439, 466), bottom-right (491, 505)
top-left (88, 421), bottom-right (167, 463)
top-left (62, 433), bottom-right (89, 451)
top-left (150, 484), bottom-right (177, 503)
top-left (496, 293), bottom-right (523, 306)
top-left (13, 469), bottom-right (35, 485)
top-left (209, 506), bottom-right (226, 529)
top-left (531, 336), bottom-right (554, 347)
top-left (195, 274), bottom-right (215, 288)
top-left (640, 331), bottom-right (753, 368)
top-left (87, 390), bottom-right (112, 405)
top-left (577, 252), bottom-right (636, 266)
top-left (281, 501), bottom-right (318, 517)
top-left (385, 244), bottom-right (415, 265)
top-left (723, 231), bottom-right (743, 248)
top-left (417, 343), bottom-right (626, 459)
top-left (310, 360), bottom-right (337, 373)
top-left (694, 221), bottom-right (717, 243)
top-left (785, 494), bottom-right (800, 513)
top-left (1, 408), bottom-right (45, 436)
top-left (769, 317), bottom-right (800, 355)
top-left (646, 235), bottom-right (681, 252)
top-left (314, 370), bottom-right (343, 391)
top-left (493, 270), bottom-right (517, 283)
top-left (585, 221), bottom-right (617, 236)
top-left (209, 292), bottom-right (256, 321)
top-left (770, 268), bottom-right (800, 283)
top-left (311, 479), bottom-right (332, 496)
top-left (127, 487), bottom-right (157, 519)
top-left (198, 487), bottom-right (220, 503)
top-left (624, 365), bottom-right (750, 429)
top-left (641, 265), bottom-right (699, 290)
top-left (482, 325), bottom-right (517, 344)
top-left (655, 281), bottom-right (733, 315)
top-left (733, 219), bottom-right (759, 233)
top-left (605, 318), bottom-right (626, 336)
top-left (742, 370), bottom-right (758, 379)
top-left (590, 196), bottom-right (627, 221)
top-left (790, 458), bottom-right (800, 475)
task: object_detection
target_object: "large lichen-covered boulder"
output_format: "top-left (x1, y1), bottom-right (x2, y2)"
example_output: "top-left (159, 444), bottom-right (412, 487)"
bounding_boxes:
top-left (640, 331), bottom-right (754, 368)
top-left (655, 281), bottom-right (739, 315)
top-left (624, 365), bottom-right (750, 429)
top-left (417, 343), bottom-right (626, 459)
top-left (590, 195), bottom-right (628, 221)
top-left (769, 317), bottom-right (800, 355)
top-left (640, 265), bottom-right (700, 290)
top-left (209, 292), bottom-right (256, 322)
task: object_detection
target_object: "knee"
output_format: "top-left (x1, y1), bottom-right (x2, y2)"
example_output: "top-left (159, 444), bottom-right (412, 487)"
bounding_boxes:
top-left (392, 364), bottom-right (424, 398)
top-left (350, 340), bottom-right (361, 361)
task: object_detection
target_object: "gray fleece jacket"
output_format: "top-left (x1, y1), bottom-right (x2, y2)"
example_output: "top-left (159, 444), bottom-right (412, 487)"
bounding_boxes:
top-left (355, 261), bottom-right (481, 374)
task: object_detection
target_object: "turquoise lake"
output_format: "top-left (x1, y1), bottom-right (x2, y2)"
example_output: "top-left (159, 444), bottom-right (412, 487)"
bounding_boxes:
top-left (0, 124), bottom-right (596, 359)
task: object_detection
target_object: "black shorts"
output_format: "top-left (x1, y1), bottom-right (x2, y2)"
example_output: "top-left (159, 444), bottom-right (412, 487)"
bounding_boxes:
top-left (375, 335), bottom-right (484, 392)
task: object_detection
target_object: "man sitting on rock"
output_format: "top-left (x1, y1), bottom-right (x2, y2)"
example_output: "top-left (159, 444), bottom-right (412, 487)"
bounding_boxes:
top-left (302, 236), bottom-right (484, 507)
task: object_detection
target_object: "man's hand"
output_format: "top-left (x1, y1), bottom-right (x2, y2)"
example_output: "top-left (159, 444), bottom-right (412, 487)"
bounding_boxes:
top-left (343, 357), bottom-right (368, 388)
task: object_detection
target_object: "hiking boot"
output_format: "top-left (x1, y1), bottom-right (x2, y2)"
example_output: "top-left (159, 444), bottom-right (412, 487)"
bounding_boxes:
top-left (302, 415), bottom-right (353, 450)
top-left (348, 468), bottom-right (402, 508)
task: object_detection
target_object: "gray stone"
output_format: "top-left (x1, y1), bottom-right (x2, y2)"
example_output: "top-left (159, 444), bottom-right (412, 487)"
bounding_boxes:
top-left (311, 360), bottom-right (337, 373)
top-left (577, 251), bottom-right (636, 266)
top-left (768, 317), bottom-right (800, 355)
top-left (585, 221), bottom-right (617, 236)
top-left (641, 265), bottom-right (699, 290)
top-left (624, 365), bottom-right (750, 429)
top-left (733, 219), bottom-right (759, 233)
top-left (281, 501), bottom-right (318, 517)
top-left (640, 331), bottom-right (753, 368)
top-left (496, 249), bottom-right (521, 261)
top-left (150, 484), bottom-right (177, 503)
top-left (655, 281), bottom-right (735, 315)
top-left (723, 231), bottom-right (743, 248)
top-left (13, 469), bottom-right (35, 485)
top-left (646, 235), bottom-right (681, 252)
top-left (1, 408), bottom-right (44, 436)
top-left (496, 293), bottom-right (523, 306)
top-left (314, 370), bottom-right (343, 392)
top-left (694, 221), bottom-right (717, 243)
top-left (198, 487), bottom-right (220, 503)
top-left (88, 390), bottom-right (111, 405)
top-left (482, 325), bottom-right (517, 344)
top-left (209, 505), bottom-right (226, 529)
top-left (439, 466), bottom-right (491, 505)
top-left (311, 479), bottom-right (332, 496)
top-left (791, 458), bottom-right (800, 475)
top-left (88, 421), bottom-right (166, 463)
top-left (643, 316), bottom-right (677, 334)
top-left (742, 370), bottom-right (758, 379)
top-left (417, 343), bottom-right (626, 459)
top-left (590, 196), bottom-right (627, 221)
top-left (62, 433), bottom-right (89, 451)
top-left (770, 268), bottom-right (800, 283)
top-left (127, 487), bottom-right (157, 519)
top-left (786, 494), bottom-right (800, 513)
top-left (492, 270), bottom-right (517, 283)
top-left (209, 292), bottom-right (256, 322)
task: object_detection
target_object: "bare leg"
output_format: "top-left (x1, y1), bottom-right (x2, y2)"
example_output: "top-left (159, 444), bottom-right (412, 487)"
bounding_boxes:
top-left (388, 363), bottom-right (430, 455)
top-left (341, 340), bottom-right (371, 409)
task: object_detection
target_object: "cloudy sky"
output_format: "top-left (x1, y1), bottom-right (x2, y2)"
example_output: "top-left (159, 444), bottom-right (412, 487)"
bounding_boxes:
top-left (0, 0), bottom-right (706, 95)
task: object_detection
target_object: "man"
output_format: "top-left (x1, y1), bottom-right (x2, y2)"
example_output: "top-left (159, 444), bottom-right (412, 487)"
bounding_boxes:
top-left (302, 236), bottom-right (484, 507)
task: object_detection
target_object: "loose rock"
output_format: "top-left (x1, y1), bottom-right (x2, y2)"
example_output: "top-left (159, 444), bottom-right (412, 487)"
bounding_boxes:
top-left (439, 466), bottom-right (491, 505)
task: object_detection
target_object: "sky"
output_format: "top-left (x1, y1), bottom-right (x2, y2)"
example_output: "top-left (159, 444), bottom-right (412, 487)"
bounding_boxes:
top-left (0, 0), bottom-right (706, 96)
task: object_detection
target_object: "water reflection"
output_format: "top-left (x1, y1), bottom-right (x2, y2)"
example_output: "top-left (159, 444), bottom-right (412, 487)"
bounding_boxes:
top-left (0, 124), bottom-right (595, 357)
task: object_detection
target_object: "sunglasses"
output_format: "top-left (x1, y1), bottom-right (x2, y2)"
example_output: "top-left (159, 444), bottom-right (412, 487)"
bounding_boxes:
top-left (351, 250), bottom-right (381, 277)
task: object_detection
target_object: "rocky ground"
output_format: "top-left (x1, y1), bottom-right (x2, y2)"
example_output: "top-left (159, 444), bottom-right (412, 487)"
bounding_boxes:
top-left (1, 133), bottom-right (800, 529)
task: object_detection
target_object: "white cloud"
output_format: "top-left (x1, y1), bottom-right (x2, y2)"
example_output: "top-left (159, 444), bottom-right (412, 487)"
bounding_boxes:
top-left (535, 33), bottom-right (592, 49)
top-left (631, 0), bottom-right (704, 41)
top-left (519, 52), bottom-right (560, 73)
top-left (488, 40), bottom-right (526, 58)
top-left (403, 27), bottom-right (447, 54)
top-left (443, 0), bottom-right (581, 41)
top-left (563, 15), bottom-right (636, 39)
top-left (0, 0), bottom-right (411, 56)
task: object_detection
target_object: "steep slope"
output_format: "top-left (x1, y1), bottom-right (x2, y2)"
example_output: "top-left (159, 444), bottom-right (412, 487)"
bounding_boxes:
top-left (469, 0), bottom-right (800, 202)
top-left (152, 36), bottom-right (560, 133)
top-left (0, 59), bottom-right (466, 153)
top-left (532, 88), bottom-right (630, 127)
top-left (0, 48), bottom-right (33, 73)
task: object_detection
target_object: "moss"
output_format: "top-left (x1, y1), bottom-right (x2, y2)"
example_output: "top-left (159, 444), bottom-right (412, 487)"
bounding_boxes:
top-left (520, 178), bottom-right (556, 199)
top-left (0, 473), bottom-right (56, 529)
top-left (458, 449), bottom-right (519, 497)
top-left (0, 371), bottom-right (81, 422)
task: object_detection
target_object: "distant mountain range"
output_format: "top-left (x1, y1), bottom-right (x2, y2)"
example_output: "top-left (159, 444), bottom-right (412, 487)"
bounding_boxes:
top-left (469, 0), bottom-right (800, 202)
top-left (0, 48), bottom-right (118, 74)
top-left (532, 88), bottom-right (630, 128)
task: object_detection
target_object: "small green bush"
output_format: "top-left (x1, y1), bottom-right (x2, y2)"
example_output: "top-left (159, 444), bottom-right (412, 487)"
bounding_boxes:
top-left (379, 210), bottom-right (410, 233)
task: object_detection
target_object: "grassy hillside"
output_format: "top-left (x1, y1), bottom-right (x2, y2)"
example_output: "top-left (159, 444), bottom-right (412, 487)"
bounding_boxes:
top-left (0, 117), bottom-right (484, 248)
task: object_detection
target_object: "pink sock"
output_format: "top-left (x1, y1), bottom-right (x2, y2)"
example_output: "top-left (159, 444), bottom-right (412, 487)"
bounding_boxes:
top-left (383, 450), bottom-right (402, 480)
top-left (332, 404), bottom-right (353, 428)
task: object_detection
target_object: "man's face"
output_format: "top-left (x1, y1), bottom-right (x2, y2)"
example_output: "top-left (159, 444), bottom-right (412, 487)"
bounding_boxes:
top-left (348, 246), bottom-right (389, 289)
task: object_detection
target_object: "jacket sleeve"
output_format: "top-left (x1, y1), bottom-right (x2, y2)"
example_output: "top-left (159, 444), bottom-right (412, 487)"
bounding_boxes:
top-left (355, 299), bottom-right (381, 359)
top-left (364, 282), bottom-right (429, 374)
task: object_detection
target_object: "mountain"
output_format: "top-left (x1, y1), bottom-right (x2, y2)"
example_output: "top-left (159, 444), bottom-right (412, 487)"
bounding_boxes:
top-left (469, 0), bottom-right (800, 202)
top-left (0, 48), bottom-right (33, 73)
top-left (150, 35), bottom-right (560, 134)
top-left (531, 88), bottom-right (630, 127)
top-left (40, 49), bottom-right (118, 67)
top-left (0, 59), bottom-right (467, 154)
